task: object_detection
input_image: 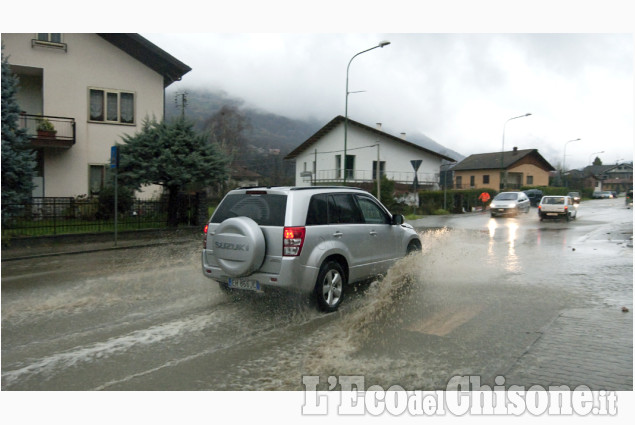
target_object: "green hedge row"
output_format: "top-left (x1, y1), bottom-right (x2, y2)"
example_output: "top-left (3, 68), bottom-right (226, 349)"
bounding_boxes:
top-left (417, 189), bottom-right (496, 214)
top-left (417, 186), bottom-right (584, 214)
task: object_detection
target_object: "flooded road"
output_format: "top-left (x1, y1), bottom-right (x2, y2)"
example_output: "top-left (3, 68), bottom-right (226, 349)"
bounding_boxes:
top-left (1, 198), bottom-right (632, 391)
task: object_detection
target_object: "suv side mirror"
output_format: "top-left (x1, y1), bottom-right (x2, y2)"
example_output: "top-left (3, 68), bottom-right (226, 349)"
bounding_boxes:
top-left (392, 214), bottom-right (404, 225)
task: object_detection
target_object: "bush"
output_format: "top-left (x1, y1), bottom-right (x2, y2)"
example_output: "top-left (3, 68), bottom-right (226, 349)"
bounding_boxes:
top-left (72, 195), bottom-right (99, 220)
top-left (96, 185), bottom-right (135, 219)
top-left (368, 176), bottom-right (397, 211)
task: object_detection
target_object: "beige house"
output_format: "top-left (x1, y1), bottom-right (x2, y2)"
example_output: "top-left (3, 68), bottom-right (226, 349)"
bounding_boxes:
top-left (452, 148), bottom-right (554, 190)
top-left (2, 33), bottom-right (191, 198)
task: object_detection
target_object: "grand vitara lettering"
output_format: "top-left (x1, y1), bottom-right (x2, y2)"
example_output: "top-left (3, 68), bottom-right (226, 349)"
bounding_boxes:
top-left (215, 241), bottom-right (249, 251)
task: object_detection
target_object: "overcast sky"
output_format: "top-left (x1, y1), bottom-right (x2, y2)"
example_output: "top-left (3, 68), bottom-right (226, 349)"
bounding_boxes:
top-left (143, 31), bottom-right (632, 169)
top-left (4, 1), bottom-right (634, 171)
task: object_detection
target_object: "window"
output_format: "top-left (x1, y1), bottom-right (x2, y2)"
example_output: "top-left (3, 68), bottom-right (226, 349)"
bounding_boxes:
top-left (345, 155), bottom-right (355, 180)
top-left (89, 88), bottom-right (135, 124)
top-left (470, 176), bottom-right (475, 187)
top-left (328, 194), bottom-right (363, 224)
top-left (89, 165), bottom-right (106, 195)
top-left (37, 33), bottom-right (62, 43)
top-left (211, 193), bottom-right (287, 226)
top-left (527, 175), bottom-right (534, 185)
top-left (306, 194), bottom-right (328, 225)
top-left (372, 161), bottom-right (386, 180)
top-left (456, 176), bottom-right (462, 188)
top-left (356, 196), bottom-right (390, 224)
top-left (33, 33), bottom-right (66, 51)
top-left (335, 155), bottom-right (341, 179)
top-left (483, 175), bottom-right (490, 184)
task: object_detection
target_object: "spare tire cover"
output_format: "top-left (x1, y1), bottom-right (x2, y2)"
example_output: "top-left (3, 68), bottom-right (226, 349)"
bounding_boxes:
top-left (212, 217), bottom-right (265, 277)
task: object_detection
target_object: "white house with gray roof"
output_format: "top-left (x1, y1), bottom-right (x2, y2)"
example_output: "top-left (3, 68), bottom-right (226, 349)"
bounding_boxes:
top-left (285, 115), bottom-right (456, 189)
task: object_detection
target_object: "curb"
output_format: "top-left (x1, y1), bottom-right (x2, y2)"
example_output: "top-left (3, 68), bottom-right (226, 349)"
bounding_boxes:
top-left (1, 238), bottom-right (197, 262)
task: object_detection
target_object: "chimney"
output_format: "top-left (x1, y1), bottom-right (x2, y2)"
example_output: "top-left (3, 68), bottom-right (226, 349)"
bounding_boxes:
top-left (513, 146), bottom-right (518, 155)
top-left (376, 123), bottom-right (382, 131)
top-left (400, 132), bottom-right (406, 139)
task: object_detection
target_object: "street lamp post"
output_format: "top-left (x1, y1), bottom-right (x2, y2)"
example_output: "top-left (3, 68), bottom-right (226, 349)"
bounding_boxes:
top-left (344, 40), bottom-right (390, 183)
top-left (500, 113), bottom-right (532, 189)
top-left (562, 138), bottom-right (581, 187)
top-left (588, 150), bottom-right (604, 165)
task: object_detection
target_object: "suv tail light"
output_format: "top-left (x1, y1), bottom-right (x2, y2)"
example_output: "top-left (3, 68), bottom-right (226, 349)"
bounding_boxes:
top-left (203, 223), bottom-right (209, 249)
top-left (283, 226), bottom-right (305, 256)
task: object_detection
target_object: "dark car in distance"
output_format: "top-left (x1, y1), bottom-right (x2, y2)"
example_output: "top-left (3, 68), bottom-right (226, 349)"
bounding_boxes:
top-left (523, 189), bottom-right (544, 207)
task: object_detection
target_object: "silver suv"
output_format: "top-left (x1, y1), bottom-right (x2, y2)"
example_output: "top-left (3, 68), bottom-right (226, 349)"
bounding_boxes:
top-left (202, 186), bottom-right (421, 311)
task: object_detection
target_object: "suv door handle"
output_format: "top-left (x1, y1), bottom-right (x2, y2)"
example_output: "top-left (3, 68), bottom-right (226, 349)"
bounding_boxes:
top-left (369, 230), bottom-right (378, 236)
top-left (333, 231), bottom-right (343, 238)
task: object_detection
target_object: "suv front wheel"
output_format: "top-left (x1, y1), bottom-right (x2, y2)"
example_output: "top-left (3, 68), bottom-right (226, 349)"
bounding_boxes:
top-left (315, 260), bottom-right (346, 312)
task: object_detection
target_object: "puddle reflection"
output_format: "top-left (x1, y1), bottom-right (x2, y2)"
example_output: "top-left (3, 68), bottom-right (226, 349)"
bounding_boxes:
top-left (487, 218), bottom-right (520, 273)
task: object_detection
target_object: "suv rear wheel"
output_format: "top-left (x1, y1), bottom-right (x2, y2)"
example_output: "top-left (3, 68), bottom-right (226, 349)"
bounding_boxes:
top-left (407, 239), bottom-right (422, 255)
top-left (315, 260), bottom-right (346, 312)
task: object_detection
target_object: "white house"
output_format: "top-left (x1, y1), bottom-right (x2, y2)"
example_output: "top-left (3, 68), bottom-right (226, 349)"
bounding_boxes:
top-left (285, 115), bottom-right (456, 188)
top-left (2, 33), bottom-right (191, 199)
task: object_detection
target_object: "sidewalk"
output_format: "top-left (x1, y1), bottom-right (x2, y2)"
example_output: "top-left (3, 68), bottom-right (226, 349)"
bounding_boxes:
top-left (503, 307), bottom-right (633, 390)
top-left (1, 228), bottom-right (201, 261)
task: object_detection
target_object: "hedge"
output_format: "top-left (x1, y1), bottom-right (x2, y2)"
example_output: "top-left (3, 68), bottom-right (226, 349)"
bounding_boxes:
top-left (418, 186), bottom-right (587, 214)
top-left (418, 188), bottom-right (498, 214)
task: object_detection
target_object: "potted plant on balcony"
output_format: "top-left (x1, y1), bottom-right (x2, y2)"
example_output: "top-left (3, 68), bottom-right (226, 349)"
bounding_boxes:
top-left (37, 118), bottom-right (56, 138)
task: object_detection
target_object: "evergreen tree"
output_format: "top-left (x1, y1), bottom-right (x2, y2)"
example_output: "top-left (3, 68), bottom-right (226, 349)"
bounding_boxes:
top-left (2, 47), bottom-right (36, 222)
top-left (118, 117), bottom-right (229, 227)
top-left (593, 156), bottom-right (603, 166)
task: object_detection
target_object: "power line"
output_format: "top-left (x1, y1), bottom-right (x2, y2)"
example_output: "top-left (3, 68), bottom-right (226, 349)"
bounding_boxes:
top-left (310, 143), bottom-right (379, 155)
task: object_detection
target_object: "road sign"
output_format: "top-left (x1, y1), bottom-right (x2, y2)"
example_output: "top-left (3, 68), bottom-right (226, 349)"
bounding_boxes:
top-left (110, 145), bottom-right (119, 169)
top-left (411, 159), bottom-right (422, 190)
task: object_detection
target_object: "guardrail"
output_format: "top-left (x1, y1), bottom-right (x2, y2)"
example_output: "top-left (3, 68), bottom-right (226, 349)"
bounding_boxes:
top-left (310, 168), bottom-right (439, 185)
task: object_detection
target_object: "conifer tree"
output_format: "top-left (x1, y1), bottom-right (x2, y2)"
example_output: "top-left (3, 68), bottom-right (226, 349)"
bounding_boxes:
top-left (2, 48), bottom-right (36, 221)
top-left (118, 117), bottom-right (229, 227)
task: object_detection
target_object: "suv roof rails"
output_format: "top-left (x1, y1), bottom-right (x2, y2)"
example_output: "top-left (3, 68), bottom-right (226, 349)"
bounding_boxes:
top-left (233, 185), bottom-right (367, 192)
top-left (236, 185), bottom-right (283, 190)
top-left (290, 186), bottom-right (365, 191)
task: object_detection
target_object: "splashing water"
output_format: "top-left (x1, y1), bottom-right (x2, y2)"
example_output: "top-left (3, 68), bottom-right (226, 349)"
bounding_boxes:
top-left (302, 228), bottom-right (453, 386)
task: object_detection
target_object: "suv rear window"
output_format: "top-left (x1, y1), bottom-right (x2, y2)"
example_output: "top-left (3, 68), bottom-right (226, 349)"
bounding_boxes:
top-left (211, 193), bottom-right (287, 226)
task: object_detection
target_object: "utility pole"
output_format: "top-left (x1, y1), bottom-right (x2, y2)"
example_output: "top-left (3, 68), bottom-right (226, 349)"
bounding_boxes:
top-left (175, 92), bottom-right (188, 119)
top-left (376, 143), bottom-right (381, 202)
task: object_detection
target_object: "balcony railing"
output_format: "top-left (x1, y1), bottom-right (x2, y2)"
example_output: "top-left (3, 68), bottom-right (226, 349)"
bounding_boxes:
top-left (20, 113), bottom-right (75, 149)
top-left (306, 168), bottom-right (439, 187)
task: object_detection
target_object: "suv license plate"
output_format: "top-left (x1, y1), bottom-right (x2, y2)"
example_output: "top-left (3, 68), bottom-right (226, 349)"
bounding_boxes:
top-left (547, 213), bottom-right (558, 216)
top-left (228, 278), bottom-right (261, 291)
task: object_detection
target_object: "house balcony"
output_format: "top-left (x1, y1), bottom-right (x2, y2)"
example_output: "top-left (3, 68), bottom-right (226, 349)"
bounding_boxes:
top-left (20, 113), bottom-right (76, 149)
top-left (306, 168), bottom-right (439, 188)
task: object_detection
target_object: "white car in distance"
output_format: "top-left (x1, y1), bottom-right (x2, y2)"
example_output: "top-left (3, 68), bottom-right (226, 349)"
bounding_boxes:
top-left (538, 195), bottom-right (578, 221)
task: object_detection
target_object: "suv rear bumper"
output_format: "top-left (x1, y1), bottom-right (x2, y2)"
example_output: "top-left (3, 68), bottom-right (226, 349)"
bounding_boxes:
top-left (201, 250), bottom-right (319, 294)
